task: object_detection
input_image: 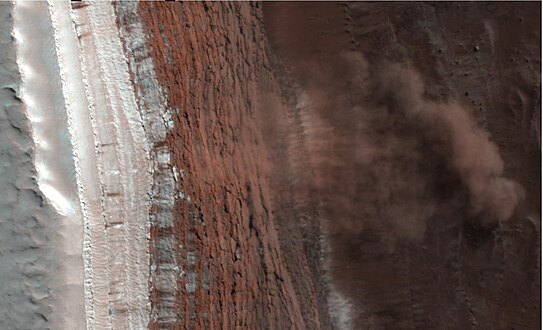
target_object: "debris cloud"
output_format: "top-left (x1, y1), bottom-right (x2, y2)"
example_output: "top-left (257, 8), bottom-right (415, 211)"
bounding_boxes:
top-left (296, 54), bottom-right (524, 243)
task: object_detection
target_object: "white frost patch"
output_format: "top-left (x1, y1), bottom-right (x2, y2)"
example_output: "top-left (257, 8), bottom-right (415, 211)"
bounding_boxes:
top-left (156, 147), bottom-right (171, 166)
top-left (38, 182), bottom-right (75, 216)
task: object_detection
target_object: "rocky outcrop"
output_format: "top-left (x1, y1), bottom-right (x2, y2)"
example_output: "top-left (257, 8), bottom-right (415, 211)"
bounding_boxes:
top-left (131, 2), bottom-right (332, 329)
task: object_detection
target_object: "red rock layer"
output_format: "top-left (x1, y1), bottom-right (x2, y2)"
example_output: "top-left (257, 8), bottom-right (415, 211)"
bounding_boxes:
top-left (122, 2), bottom-right (539, 329)
top-left (137, 2), bottom-right (331, 329)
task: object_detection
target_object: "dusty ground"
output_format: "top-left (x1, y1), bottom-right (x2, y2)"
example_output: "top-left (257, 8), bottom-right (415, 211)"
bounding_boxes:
top-left (131, 2), bottom-right (539, 329)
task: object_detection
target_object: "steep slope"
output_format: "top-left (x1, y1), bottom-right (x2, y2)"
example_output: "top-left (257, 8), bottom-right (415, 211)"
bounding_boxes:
top-left (127, 2), bottom-right (333, 329)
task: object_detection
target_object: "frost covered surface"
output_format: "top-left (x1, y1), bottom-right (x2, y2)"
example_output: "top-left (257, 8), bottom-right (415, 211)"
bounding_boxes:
top-left (69, 1), bottom-right (153, 328)
top-left (6, 1), bottom-right (154, 328)
top-left (0, 2), bottom-right (66, 329)
top-left (11, 1), bottom-right (86, 328)
top-left (115, 2), bottom-right (178, 325)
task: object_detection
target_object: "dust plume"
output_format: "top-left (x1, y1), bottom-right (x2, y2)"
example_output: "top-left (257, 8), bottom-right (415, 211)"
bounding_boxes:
top-left (374, 63), bottom-right (525, 224)
top-left (295, 53), bottom-right (524, 242)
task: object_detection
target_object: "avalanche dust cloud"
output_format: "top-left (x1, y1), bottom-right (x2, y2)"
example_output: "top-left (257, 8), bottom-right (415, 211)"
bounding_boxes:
top-left (296, 53), bottom-right (524, 244)
top-left (290, 53), bottom-right (526, 330)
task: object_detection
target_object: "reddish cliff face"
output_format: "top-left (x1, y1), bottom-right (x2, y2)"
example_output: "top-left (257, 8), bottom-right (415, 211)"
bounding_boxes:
top-left (117, 2), bottom-right (539, 329)
top-left (135, 2), bottom-right (331, 329)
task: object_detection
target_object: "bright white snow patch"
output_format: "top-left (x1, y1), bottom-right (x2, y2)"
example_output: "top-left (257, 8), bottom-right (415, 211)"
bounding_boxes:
top-left (38, 182), bottom-right (75, 216)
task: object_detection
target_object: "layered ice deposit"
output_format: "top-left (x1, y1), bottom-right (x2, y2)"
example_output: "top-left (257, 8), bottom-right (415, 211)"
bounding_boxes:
top-left (115, 2), bottom-right (178, 326)
top-left (69, 1), bottom-right (153, 328)
top-left (10, 1), bottom-right (154, 328)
